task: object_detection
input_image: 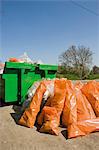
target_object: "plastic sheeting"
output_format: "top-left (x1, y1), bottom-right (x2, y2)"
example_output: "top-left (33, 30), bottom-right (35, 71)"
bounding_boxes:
top-left (22, 81), bottom-right (41, 111)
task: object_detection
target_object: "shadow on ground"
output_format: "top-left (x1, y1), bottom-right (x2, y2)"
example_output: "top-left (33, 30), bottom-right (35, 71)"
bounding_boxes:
top-left (0, 99), bottom-right (18, 107)
top-left (10, 105), bottom-right (23, 125)
top-left (61, 130), bottom-right (68, 140)
top-left (10, 105), bottom-right (68, 140)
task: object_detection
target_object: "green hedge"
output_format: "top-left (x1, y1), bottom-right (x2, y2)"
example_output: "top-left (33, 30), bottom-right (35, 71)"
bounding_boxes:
top-left (56, 73), bottom-right (79, 80)
top-left (56, 73), bottom-right (99, 80)
top-left (88, 74), bottom-right (99, 80)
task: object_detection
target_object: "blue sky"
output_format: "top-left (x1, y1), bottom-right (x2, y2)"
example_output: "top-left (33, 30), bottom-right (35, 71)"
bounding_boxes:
top-left (0, 0), bottom-right (99, 66)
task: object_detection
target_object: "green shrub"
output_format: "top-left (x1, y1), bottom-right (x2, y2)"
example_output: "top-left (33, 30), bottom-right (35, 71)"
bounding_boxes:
top-left (88, 74), bottom-right (99, 80)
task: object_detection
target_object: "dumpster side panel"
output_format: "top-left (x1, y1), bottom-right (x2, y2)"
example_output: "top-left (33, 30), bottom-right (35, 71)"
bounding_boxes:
top-left (0, 75), bottom-right (3, 100)
top-left (2, 74), bottom-right (18, 102)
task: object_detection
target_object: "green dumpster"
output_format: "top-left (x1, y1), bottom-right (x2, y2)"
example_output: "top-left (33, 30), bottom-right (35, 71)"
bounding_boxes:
top-left (1, 62), bottom-right (41, 104)
top-left (1, 62), bottom-right (58, 104)
top-left (39, 64), bottom-right (58, 79)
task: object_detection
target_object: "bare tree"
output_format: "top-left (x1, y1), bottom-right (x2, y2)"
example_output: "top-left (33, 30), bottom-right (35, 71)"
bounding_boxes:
top-left (59, 45), bottom-right (93, 79)
top-left (59, 46), bottom-right (77, 67)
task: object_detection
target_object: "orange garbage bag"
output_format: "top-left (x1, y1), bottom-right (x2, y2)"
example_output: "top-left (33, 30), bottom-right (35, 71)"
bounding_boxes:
top-left (62, 81), bottom-right (86, 138)
top-left (19, 82), bottom-right (46, 128)
top-left (9, 58), bottom-right (20, 62)
top-left (77, 117), bottom-right (99, 134)
top-left (38, 106), bottom-right (59, 135)
top-left (62, 80), bottom-right (77, 127)
top-left (50, 79), bottom-right (67, 115)
top-left (45, 78), bottom-right (67, 118)
top-left (67, 123), bottom-right (86, 138)
top-left (76, 91), bottom-right (96, 121)
top-left (75, 82), bottom-right (96, 121)
top-left (68, 117), bottom-right (99, 138)
top-left (81, 81), bottom-right (99, 117)
top-left (66, 81), bottom-right (98, 139)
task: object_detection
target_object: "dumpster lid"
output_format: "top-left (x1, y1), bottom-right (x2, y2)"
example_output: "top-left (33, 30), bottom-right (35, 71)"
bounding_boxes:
top-left (39, 64), bottom-right (58, 71)
top-left (5, 62), bottom-right (36, 70)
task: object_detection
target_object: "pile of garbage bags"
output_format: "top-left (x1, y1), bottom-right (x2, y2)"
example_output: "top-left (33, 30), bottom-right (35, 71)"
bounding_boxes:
top-left (9, 52), bottom-right (44, 64)
top-left (18, 79), bottom-right (99, 139)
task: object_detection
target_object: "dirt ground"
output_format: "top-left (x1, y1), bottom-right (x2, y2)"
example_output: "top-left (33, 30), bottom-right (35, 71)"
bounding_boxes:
top-left (0, 105), bottom-right (99, 150)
